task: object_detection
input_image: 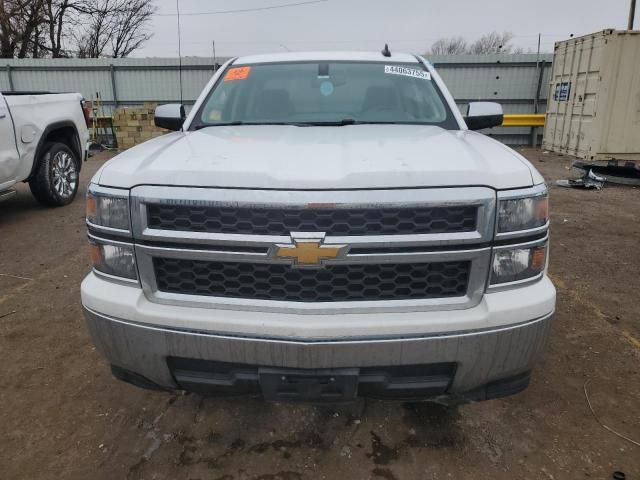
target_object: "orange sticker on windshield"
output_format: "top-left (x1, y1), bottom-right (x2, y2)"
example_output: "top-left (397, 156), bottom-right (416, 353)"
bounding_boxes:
top-left (224, 66), bottom-right (251, 81)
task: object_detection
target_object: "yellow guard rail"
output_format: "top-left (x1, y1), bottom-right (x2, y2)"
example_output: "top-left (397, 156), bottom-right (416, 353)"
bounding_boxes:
top-left (502, 114), bottom-right (545, 127)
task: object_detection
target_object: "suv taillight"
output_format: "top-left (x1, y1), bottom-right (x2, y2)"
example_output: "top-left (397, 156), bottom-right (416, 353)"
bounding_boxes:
top-left (81, 100), bottom-right (91, 127)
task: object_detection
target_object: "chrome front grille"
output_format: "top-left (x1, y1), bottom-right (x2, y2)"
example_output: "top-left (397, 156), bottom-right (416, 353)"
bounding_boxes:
top-left (131, 186), bottom-right (496, 313)
top-left (154, 258), bottom-right (471, 302)
top-left (146, 204), bottom-right (478, 236)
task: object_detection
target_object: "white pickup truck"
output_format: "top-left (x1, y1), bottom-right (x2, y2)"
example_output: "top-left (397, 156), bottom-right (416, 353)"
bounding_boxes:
top-left (82, 51), bottom-right (555, 403)
top-left (0, 91), bottom-right (89, 205)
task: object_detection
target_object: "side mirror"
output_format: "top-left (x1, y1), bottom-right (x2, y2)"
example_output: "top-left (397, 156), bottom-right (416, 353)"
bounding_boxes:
top-left (464, 102), bottom-right (503, 131)
top-left (154, 104), bottom-right (185, 131)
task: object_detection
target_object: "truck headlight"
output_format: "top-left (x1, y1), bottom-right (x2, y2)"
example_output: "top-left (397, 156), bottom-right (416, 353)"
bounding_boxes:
top-left (497, 188), bottom-right (548, 234)
top-left (86, 184), bottom-right (136, 282)
top-left (87, 184), bottom-right (130, 232)
top-left (490, 241), bottom-right (547, 285)
top-left (89, 238), bottom-right (137, 280)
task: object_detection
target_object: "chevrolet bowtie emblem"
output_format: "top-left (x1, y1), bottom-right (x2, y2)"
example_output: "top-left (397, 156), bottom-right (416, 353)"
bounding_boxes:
top-left (273, 234), bottom-right (347, 267)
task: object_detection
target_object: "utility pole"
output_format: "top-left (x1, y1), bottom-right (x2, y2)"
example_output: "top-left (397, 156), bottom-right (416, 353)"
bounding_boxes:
top-left (531, 33), bottom-right (542, 148)
top-left (176, 0), bottom-right (183, 104)
top-left (534, 32), bottom-right (541, 115)
top-left (629, 0), bottom-right (637, 29)
top-left (212, 40), bottom-right (217, 72)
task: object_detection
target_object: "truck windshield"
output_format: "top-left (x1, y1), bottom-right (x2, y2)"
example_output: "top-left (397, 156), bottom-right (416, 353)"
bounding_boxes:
top-left (192, 61), bottom-right (458, 129)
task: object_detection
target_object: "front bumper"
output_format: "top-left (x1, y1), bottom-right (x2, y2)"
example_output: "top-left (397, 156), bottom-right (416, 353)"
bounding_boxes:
top-left (83, 305), bottom-right (553, 402)
top-left (81, 270), bottom-right (555, 401)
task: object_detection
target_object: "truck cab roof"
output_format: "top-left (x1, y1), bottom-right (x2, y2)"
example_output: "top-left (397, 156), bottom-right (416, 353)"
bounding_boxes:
top-left (233, 51), bottom-right (422, 65)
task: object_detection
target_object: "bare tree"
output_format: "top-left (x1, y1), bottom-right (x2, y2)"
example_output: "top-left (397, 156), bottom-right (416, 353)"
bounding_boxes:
top-left (0, 0), bottom-right (155, 58)
top-left (75, 0), bottom-right (112, 58)
top-left (469, 31), bottom-right (516, 54)
top-left (76, 0), bottom-right (156, 58)
top-left (429, 36), bottom-right (468, 55)
top-left (109, 0), bottom-right (155, 57)
top-left (43, 0), bottom-right (90, 57)
top-left (425, 32), bottom-right (525, 56)
top-left (0, 0), bottom-right (47, 58)
top-left (0, 1), bottom-right (20, 57)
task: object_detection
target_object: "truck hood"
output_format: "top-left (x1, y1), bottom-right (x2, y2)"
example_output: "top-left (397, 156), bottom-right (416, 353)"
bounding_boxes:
top-left (96, 125), bottom-right (539, 190)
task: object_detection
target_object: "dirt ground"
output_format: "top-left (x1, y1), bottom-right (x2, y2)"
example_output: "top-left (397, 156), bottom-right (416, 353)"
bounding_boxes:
top-left (0, 148), bottom-right (638, 480)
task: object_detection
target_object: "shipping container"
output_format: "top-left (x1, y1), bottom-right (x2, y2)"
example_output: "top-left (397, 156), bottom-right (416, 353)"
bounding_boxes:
top-left (543, 29), bottom-right (640, 161)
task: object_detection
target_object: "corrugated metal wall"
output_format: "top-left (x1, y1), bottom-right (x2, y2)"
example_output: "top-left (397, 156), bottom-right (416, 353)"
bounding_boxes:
top-left (430, 54), bottom-right (552, 144)
top-left (1, 53), bottom-right (553, 145)
top-left (0, 57), bottom-right (221, 107)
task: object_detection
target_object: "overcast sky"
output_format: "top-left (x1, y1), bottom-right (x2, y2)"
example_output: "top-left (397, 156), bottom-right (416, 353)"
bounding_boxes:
top-left (136, 0), bottom-right (637, 58)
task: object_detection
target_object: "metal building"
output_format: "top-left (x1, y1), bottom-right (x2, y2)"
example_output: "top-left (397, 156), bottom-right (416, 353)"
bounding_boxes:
top-left (1, 53), bottom-right (553, 145)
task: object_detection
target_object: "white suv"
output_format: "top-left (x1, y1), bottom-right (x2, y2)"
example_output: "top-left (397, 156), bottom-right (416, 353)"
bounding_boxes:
top-left (81, 51), bottom-right (555, 403)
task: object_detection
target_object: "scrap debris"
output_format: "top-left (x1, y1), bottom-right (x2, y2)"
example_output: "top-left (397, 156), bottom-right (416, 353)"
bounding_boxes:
top-left (575, 159), bottom-right (640, 186)
top-left (556, 159), bottom-right (640, 189)
top-left (556, 169), bottom-right (606, 190)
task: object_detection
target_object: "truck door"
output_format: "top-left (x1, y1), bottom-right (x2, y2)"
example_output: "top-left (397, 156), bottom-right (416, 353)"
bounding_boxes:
top-left (0, 92), bottom-right (20, 189)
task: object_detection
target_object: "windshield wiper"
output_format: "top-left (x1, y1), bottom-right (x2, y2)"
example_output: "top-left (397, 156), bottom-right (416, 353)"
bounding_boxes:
top-left (194, 121), bottom-right (315, 129)
top-left (194, 121), bottom-right (242, 129)
top-left (294, 120), bottom-right (426, 126)
top-left (193, 120), bottom-right (426, 129)
top-left (295, 119), bottom-right (357, 126)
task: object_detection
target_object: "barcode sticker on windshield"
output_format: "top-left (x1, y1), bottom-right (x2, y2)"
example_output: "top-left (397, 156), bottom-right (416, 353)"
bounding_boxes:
top-left (384, 65), bottom-right (431, 80)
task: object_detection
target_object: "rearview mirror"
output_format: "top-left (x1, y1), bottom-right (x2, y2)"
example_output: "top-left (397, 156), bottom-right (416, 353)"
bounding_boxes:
top-left (464, 102), bottom-right (503, 130)
top-left (155, 104), bottom-right (185, 131)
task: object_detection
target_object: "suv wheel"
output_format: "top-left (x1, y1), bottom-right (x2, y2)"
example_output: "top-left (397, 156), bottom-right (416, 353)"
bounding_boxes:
top-left (29, 142), bottom-right (79, 206)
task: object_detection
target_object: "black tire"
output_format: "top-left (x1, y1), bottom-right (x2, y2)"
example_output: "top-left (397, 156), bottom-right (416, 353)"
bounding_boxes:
top-left (29, 142), bottom-right (80, 207)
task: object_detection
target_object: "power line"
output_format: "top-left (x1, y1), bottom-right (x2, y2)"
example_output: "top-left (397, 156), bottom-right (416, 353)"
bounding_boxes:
top-left (156, 0), bottom-right (327, 17)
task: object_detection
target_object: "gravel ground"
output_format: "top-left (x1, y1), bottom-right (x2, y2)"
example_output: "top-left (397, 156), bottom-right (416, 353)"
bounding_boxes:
top-left (0, 148), bottom-right (638, 479)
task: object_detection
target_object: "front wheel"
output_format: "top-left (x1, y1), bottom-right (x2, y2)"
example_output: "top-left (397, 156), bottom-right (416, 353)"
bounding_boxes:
top-left (29, 142), bottom-right (79, 206)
